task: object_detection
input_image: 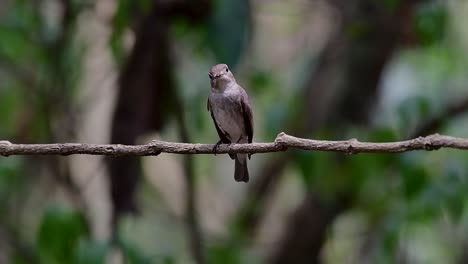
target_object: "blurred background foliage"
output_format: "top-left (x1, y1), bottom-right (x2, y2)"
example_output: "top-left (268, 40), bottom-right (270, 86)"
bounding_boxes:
top-left (1, 0), bottom-right (468, 263)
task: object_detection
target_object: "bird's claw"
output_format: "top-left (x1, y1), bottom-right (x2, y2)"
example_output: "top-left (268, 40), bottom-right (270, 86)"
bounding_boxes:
top-left (213, 140), bottom-right (223, 155)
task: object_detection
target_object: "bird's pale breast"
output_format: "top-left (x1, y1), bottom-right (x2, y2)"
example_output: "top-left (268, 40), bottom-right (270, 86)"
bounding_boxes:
top-left (210, 89), bottom-right (247, 143)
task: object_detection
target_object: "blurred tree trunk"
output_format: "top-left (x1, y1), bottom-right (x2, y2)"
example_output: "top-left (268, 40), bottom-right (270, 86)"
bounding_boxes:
top-left (109, 6), bottom-right (174, 219)
top-left (108, 0), bottom-right (211, 221)
top-left (107, 2), bottom-right (211, 263)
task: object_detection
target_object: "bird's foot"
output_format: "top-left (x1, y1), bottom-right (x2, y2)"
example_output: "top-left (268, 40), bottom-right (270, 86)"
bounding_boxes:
top-left (213, 140), bottom-right (223, 155)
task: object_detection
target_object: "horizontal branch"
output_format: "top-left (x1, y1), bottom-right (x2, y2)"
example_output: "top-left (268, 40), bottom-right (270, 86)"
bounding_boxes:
top-left (0, 133), bottom-right (467, 157)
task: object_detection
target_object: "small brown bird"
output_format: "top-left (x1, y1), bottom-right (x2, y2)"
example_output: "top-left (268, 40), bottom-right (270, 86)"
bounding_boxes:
top-left (207, 64), bottom-right (253, 182)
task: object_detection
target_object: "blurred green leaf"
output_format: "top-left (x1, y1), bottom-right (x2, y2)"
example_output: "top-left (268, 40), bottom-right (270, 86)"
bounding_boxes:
top-left (10, 255), bottom-right (30, 264)
top-left (382, 0), bottom-right (401, 10)
top-left (295, 151), bottom-right (316, 188)
top-left (345, 21), bottom-right (371, 40)
top-left (119, 239), bottom-right (152, 264)
top-left (110, 0), bottom-right (152, 63)
top-left (155, 256), bottom-right (175, 264)
top-left (208, 242), bottom-right (242, 264)
top-left (415, 2), bottom-right (447, 46)
top-left (0, 0), bottom-right (44, 64)
top-left (207, 0), bottom-right (251, 68)
top-left (397, 96), bottom-right (432, 136)
top-left (381, 213), bottom-right (402, 259)
top-left (75, 240), bottom-right (109, 264)
top-left (437, 170), bottom-right (466, 222)
top-left (110, 0), bottom-right (132, 64)
top-left (400, 162), bottom-right (428, 199)
top-left (368, 127), bottom-right (398, 142)
top-left (0, 157), bottom-right (24, 202)
top-left (402, 158), bottom-right (467, 222)
top-left (37, 204), bottom-right (88, 264)
top-left (0, 26), bottom-right (30, 60)
top-left (346, 154), bottom-right (375, 191)
top-left (294, 150), bottom-right (339, 194)
top-left (0, 82), bottom-right (23, 135)
top-left (247, 70), bottom-right (274, 94)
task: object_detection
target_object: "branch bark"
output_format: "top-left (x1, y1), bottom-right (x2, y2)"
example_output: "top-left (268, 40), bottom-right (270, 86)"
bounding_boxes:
top-left (0, 133), bottom-right (467, 156)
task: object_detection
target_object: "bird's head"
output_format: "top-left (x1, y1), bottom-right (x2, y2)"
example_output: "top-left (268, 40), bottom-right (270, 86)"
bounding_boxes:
top-left (208, 64), bottom-right (236, 90)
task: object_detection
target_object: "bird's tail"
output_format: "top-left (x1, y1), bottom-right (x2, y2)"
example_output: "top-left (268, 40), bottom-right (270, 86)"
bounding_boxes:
top-left (234, 154), bottom-right (249, 182)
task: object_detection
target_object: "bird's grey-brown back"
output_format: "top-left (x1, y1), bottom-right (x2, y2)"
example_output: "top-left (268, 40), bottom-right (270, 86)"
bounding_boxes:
top-left (207, 64), bottom-right (253, 182)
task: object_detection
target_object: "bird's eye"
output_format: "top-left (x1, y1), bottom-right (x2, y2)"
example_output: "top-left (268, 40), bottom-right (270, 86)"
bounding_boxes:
top-left (225, 68), bottom-right (229, 72)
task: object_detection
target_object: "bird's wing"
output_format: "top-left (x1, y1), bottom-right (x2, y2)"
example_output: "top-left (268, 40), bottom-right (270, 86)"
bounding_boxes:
top-left (207, 97), bottom-right (231, 144)
top-left (240, 91), bottom-right (253, 144)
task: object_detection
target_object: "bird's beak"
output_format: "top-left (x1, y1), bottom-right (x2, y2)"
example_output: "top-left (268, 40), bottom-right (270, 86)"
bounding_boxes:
top-left (208, 72), bottom-right (214, 80)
